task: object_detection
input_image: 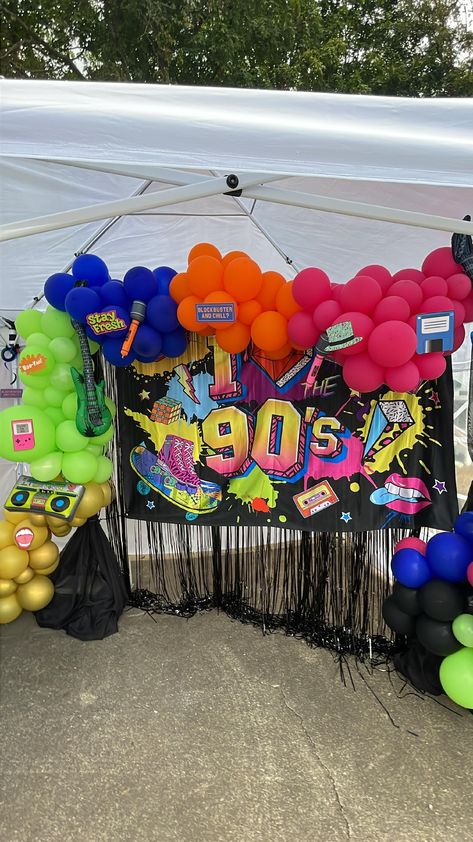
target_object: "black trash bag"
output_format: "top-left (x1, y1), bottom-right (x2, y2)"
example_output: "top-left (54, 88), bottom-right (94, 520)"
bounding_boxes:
top-left (393, 641), bottom-right (443, 696)
top-left (35, 516), bottom-right (128, 640)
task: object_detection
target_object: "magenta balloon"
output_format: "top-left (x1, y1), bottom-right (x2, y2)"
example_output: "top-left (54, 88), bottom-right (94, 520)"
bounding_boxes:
top-left (421, 295), bottom-right (455, 314)
top-left (452, 324), bottom-right (466, 352)
top-left (392, 268), bottom-right (424, 284)
top-left (414, 353), bottom-right (446, 380)
top-left (287, 312), bottom-right (319, 348)
top-left (292, 268), bottom-right (331, 311)
top-left (421, 276), bottom-right (448, 298)
top-left (450, 300), bottom-right (466, 328)
top-left (395, 537), bottom-right (427, 555)
top-left (333, 312), bottom-right (374, 356)
top-left (373, 296), bottom-right (410, 325)
top-left (422, 247), bottom-right (462, 279)
top-left (313, 300), bottom-right (342, 331)
top-left (464, 293), bottom-right (473, 324)
top-left (356, 264), bottom-right (392, 294)
top-left (385, 361), bottom-right (420, 393)
top-left (368, 321), bottom-right (417, 368)
top-left (467, 562), bottom-right (473, 588)
top-left (446, 273), bottom-right (471, 302)
top-left (331, 284), bottom-right (344, 303)
top-left (340, 276), bottom-right (382, 315)
top-left (342, 353), bottom-right (384, 392)
top-left (389, 280), bottom-right (423, 312)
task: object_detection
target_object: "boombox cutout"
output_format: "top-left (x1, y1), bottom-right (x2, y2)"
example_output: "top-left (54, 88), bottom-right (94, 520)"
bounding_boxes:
top-left (5, 475), bottom-right (85, 521)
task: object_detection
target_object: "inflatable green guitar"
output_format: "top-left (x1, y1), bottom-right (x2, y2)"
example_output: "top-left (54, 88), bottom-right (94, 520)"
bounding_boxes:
top-left (71, 319), bottom-right (112, 437)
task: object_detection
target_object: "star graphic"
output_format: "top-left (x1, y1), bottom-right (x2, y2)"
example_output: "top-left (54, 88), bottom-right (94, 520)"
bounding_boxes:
top-left (433, 479), bottom-right (446, 494)
top-left (340, 512), bottom-right (352, 523)
top-left (429, 390), bottom-right (439, 404)
top-left (146, 500), bottom-right (155, 509)
top-left (139, 389), bottom-right (150, 400)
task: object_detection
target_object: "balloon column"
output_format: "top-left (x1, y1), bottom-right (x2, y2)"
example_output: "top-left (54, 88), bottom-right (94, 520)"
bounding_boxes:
top-left (383, 512), bottom-right (473, 709)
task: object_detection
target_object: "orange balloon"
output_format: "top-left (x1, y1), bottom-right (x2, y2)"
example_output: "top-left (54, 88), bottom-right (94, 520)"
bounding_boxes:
top-left (169, 272), bottom-right (191, 303)
top-left (251, 311), bottom-right (288, 352)
top-left (195, 325), bottom-right (215, 336)
top-left (256, 271), bottom-right (286, 310)
top-left (188, 242), bottom-right (222, 264)
top-left (223, 257), bottom-right (263, 303)
top-left (238, 299), bottom-right (262, 325)
top-left (275, 281), bottom-right (302, 319)
top-left (262, 342), bottom-right (293, 360)
top-left (215, 322), bottom-right (251, 354)
top-left (188, 256), bottom-right (223, 298)
top-left (221, 250), bottom-right (248, 269)
top-left (177, 296), bottom-right (202, 332)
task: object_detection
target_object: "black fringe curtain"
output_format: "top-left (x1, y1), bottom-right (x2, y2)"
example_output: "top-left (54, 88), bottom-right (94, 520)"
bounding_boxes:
top-left (102, 359), bottom-right (425, 660)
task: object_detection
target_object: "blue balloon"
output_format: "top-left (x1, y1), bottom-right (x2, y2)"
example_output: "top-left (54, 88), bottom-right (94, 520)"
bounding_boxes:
top-left (454, 512), bottom-right (473, 544)
top-left (391, 549), bottom-right (432, 588)
top-left (153, 266), bottom-right (177, 295)
top-left (72, 254), bottom-right (109, 287)
top-left (123, 266), bottom-right (158, 303)
top-left (44, 273), bottom-right (76, 311)
top-left (102, 336), bottom-right (136, 367)
top-left (100, 280), bottom-right (130, 309)
top-left (426, 532), bottom-right (472, 582)
top-left (65, 287), bottom-right (101, 323)
top-left (132, 324), bottom-right (162, 360)
top-left (161, 327), bottom-right (187, 359)
top-left (146, 294), bottom-right (179, 334)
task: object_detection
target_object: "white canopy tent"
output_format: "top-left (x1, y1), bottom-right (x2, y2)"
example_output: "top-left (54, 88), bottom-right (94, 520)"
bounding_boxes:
top-left (0, 80), bottom-right (472, 511)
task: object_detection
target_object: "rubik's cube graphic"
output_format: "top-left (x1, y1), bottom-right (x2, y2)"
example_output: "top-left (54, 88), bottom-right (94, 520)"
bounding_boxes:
top-left (150, 397), bottom-right (181, 425)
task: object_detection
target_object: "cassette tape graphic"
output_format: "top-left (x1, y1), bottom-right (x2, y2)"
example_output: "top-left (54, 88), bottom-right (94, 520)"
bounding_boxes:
top-left (293, 480), bottom-right (339, 519)
top-left (5, 475), bottom-right (84, 521)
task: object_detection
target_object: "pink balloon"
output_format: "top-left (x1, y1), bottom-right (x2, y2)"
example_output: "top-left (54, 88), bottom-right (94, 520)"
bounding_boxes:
top-left (392, 268), bottom-right (424, 284)
top-left (451, 299), bottom-right (466, 328)
top-left (368, 321), bottom-right (417, 368)
top-left (451, 324), bottom-right (466, 352)
top-left (373, 296), bottom-right (410, 324)
top-left (467, 561), bottom-right (473, 588)
top-left (420, 295), bottom-right (454, 314)
top-left (340, 275), bottom-right (382, 315)
top-left (463, 292), bottom-right (473, 323)
top-left (421, 276), bottom-right (448, 298)
top-left (385, 361), bottom-right (420, 393)
top-left (395, 537), bottom-right (427, 555)
top-left (389, 280), bottom-right (423, 312)
top-left (331, 284), bottom-right (344, 303)
top-left (356, 265), bottom-right (392, 294)
top-left (332, 311), bottom-right (374, 356)
top-left (413, 353), bottom-right (446, 380)
top-left (313, 299), bottom-right (342, 331)
top-left (287, 311), bottom-right (319, 348)
top-left (446, 273), bottom-right (471, 301)
top-left (292, 268), bottom-right (331, 311)
top-left (422, 247), bottom-right (462, 279)
top-left (343, 353), bottom-right (384, 393)
top-left (408, 315), bottom-right (417, 331)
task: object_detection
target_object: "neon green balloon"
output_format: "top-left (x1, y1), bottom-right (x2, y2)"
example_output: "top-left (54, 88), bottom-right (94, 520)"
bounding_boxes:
top-left (50, 363), bottom-right (74, 392)
top-left (62, 450), bottom-right (98, 484)
top-left (18, 369), bottom-right (50, 391)
top-left (70, 353), bottom-right (84, 372)
top-left (440, 647), bottom-right (473, 709)
top-left (0, 405), bottom-right (56, 462)
top-left (452, 614), bottom-right (473, 648)
top-left (86, 444), bottom-right (104, 456)
top-left (62, 392), bottom-right (78, 421)
top-left (56, 420), bottom-right (90, 453)
top-left (44, 407), bottom-right (66, 426)
top-left (15, 309), bottom-right (43, 339)
top-left (93, 455), bottom-right (113, 484)
top-left (88, 339), bottom-right (100, 355)
top-left (44, 386), bottom-right (69, 408)
top-left (30, 451), bottom-right (63, 482)
top-left (41, 306), bottom-right (75, 340)
top-left (49, 337), bottom-right (77, 363)
top-left (26, 332), bottom-right (51, 349)
top-left (19, 344), bottom-right (56, 379)
top-left (22, 387), bottom-right (48, 409)
top-left (90, 424), bottom-right (114, 446)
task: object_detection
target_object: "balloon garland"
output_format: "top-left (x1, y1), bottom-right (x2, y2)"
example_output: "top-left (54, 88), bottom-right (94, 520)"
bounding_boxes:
top-left (383, 512), bottom-right (473, 709)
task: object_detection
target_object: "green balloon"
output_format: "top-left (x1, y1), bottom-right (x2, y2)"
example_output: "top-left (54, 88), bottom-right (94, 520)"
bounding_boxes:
top-left (56, 420), bottom-right (90, 453)
top-left (62, 392), bottom-right (78, 421)
top-left (452, 614), bottom-right (473, 648)
top-left (49, 336), bottom-right (77, 363)
top-left (18, 369), bottom-right (50, 391)
top-left (41, 306), bottom-right (75, 340)
top-left (86, 444), bottom-right (104, 456)
top-left (19, 344), bottom-right (56, 380)
top-left (88, 339), bottom-right (100, 355)
top-left (90, 423), bottom-right (115, 446)
top-left (44, 385), bottom-right (69, 408)
top-left (15, 309), bottom-right (43, 339)
top-left (0, 405), bottom-right (56, 462)
top-left (30, 451), bottom-right (63, 482)
top-left (22, 387), bottom-right (48, 409)
top-left (93, 455), bottom-right (113, 484)
top-left (50, 363), bottom-right (74, 392)
top-left (440, 647), bottom-right (473, 709)
top-left (70, 353), bottom-right (84, 372)
top-left (62, 450), bottom-right (98, 484)
top-left (26, 332), bottom-right (51, 349)
top-left (44, 407), bottom-right (66, 426)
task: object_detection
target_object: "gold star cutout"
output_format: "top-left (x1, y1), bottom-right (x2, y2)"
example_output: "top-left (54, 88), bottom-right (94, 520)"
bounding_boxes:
top-left (139, 389), bottom-right (150, 400)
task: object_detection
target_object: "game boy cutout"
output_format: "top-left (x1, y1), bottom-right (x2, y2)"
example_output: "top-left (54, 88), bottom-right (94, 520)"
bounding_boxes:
top-left (11, 418), bottom-right (35, 452)
top-left (416, 311), bottom-right (454, 354)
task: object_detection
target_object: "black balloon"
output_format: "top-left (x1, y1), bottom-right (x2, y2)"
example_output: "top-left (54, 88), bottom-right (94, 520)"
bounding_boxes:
top-left (382, 595), bottom-right (417, 635)
top-left (392, 581), bottom-right (421, 616)
top-left (418, 579), bottom-right (464, 621)
top-left (415, 614), bottom-right (462, 656)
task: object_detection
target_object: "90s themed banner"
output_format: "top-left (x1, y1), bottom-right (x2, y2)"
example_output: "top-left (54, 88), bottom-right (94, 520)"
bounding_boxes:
top-left (118, 336), bottom-right (458, 532)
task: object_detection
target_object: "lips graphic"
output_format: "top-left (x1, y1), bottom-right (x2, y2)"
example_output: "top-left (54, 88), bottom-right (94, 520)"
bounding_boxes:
top-left (15, 527), bottom-right (34, 549)
top-left (370, 472), bottom-right (431, 514)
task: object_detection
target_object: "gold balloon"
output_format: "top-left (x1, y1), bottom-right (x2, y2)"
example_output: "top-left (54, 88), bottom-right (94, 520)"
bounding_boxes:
top-left (4, 509), bottom-right (26, 525)
top-left (34, 558), bottom-right (59, 576)
top-left (0, 592), bottom-right (22, 624)
top-left (13, 519), bottom-right (49, 552)
top-left (29, 513), bottom-right (47, 526)
top-left (76, 482), bottom-right (104, 519)
top-left (0, 578), bottom-right (17, 597)
top-left (29, 540), bottom-right (59, 570)
top-left (0, 519), bottom-right (14, 550)
top-left (17, 575), bottom-right (54, 611)
top-left (49, 524), bottom-right (72, 537)
top-left (100, 482), bottom-right (114, 508)
top-left (14, 566), bottom-right (35, 584)
top-left (0, 545), bottom-right (29, 579)
top-left (71, 516), bottom-right (87, 528)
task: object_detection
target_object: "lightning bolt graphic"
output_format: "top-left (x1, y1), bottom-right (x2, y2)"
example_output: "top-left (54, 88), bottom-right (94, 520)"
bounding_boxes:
top-left (174, 364), bottom-right (200, 404)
